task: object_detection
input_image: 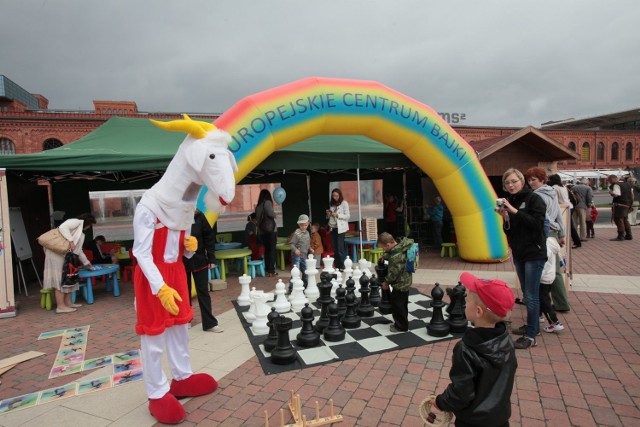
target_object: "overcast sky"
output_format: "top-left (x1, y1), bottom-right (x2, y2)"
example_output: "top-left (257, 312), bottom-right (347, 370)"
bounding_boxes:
top-left (2, 0), bottom-right (639, 127)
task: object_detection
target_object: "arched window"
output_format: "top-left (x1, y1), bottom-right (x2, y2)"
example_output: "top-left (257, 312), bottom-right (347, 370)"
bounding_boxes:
top-left (43, 138), bottom-right (63, 150)
top-left (568, 142), bottom-right (576, 152)
top-left (611, 142), bottom-right (619, 160)
top-left (597, 142), bottom-right (605, 161)
top-left (626, 142), bottom-right (633, 161)
top-left (581, 142), bottom-right (590, 161)
top-left (0, 137), bottom-right (15, 155)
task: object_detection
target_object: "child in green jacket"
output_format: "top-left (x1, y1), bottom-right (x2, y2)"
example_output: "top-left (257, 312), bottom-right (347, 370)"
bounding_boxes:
top-left (378, 232), bottom-right (414, 332)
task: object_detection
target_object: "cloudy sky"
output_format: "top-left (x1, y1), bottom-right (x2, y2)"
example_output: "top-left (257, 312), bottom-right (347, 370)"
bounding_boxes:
top-left (2, 0), bottom-right (639, 127)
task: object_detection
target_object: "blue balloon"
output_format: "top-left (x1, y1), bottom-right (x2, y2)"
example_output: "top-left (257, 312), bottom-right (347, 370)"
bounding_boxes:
top-left (273, 187), bottom-right (286, 204)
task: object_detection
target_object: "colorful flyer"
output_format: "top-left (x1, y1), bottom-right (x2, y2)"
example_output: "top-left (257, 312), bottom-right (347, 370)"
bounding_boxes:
top-left (113, 368), bottom-right (143, 386)
top-left (113, 358), bottom-right (142, 373)
top-left (77, 376), bottom-right (113, 395)
top-left (82, 355), bottom-right (113, 371)
top-left (38, 383), bottom-right (77, 405)
top-left (113, 350), bottom-right (141, 362)
top-left (0, 392), bottom-right (39, 414)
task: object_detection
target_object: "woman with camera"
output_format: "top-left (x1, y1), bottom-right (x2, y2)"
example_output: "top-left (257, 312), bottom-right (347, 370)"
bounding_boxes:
top-left (496, 168), bottom-right (547, 350)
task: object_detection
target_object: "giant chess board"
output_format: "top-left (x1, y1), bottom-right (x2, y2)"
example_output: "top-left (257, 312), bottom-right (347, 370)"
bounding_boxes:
top-left (233, 288), bottom-right (463, 375)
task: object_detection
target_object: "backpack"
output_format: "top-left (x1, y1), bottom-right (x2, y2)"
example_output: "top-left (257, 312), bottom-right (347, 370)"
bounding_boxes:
top-left (61, 251), bottom-right (81, 289)
top-left (405, 243), bottom-right (418, 273)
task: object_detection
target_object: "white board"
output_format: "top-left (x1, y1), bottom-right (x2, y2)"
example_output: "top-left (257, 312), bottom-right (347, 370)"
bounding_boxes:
top-left (9, 207), bottom-right (32, 261)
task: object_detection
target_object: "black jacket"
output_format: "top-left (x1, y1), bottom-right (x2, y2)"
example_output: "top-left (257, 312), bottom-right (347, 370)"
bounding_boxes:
top-left (436, 322), bottom-right (517, 427)
top-left (503, 188), bottom-right (547, 262)
top-left (183, 211), bottom-right (216, 272)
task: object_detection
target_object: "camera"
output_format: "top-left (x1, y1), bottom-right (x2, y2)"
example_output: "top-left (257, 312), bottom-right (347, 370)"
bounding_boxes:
top-left (496, 198), bottom-right (504, 207)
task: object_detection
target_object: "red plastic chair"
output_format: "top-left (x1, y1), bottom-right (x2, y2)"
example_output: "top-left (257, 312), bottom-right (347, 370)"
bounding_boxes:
top-left (122, 248), bottom-right (137, 282)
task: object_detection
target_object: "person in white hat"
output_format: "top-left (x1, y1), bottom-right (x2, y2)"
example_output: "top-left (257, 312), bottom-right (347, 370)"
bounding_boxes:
top-left (289, 214), bottom-right (311, 288)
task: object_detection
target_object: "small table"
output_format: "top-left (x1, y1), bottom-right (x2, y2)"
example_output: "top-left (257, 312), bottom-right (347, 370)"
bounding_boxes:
top-left (74, 264), bottom-right (120, 304)
top-left (214, 248), bottom-right (251, 281)
top-left (275, 243), bottom-right (292, 271)
top-left (344, 237), bottom-right (378, 262)
top-left (215, 242), bottom-right (242, 250)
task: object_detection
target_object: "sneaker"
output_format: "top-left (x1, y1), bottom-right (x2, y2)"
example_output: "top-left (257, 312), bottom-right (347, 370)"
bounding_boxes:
top-left (205, 326), bottom-right (224, 333)
top-left (390, 325), bottom-right (399, 333)
top-left (514, 336), bottom-right (536, 349)
top-left (512, 325), bottom-right (541, 336)
top-left (539, 315), bottom-right (546, 323)
top-left (543, 322), bottom-right (564, 333)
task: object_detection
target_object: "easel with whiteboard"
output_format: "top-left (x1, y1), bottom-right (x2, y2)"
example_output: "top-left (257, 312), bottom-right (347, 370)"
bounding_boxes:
top-left (8, 207), bottom-right (42, 296)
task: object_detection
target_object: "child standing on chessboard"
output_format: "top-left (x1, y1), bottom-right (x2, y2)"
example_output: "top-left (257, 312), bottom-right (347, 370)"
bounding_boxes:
top-left (289, 214), bottom-right (311, 291)
top-left (310, 222), bottom-right (324, 265)
top-left (586, 203), bottom-right (598, 238)
top-left (428, 272), bottom-right (517, 427)
top-left (540, 237), bottom-right (565, 333)
top-left (377, 232), bottom-right (414, 332)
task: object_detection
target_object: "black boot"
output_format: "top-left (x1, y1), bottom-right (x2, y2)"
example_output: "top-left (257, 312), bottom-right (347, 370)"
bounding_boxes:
top-left (610, 232), bottom-right (625, 241)
top-left (625, 234), bottom-right (633, 240)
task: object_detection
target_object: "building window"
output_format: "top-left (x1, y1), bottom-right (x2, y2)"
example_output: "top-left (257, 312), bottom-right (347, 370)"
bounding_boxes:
top-left (568, 142), bottom-right (576, 151)
top-left (597, 142), bottom-right (605, 161)
top-left (581, 142), bottom-right (590, 161)
top-left (0, 137), bottom-right (16, 155)
top-left (611, 142), bottom-right (619, 161)
top-left (43, 138), bottom-right (63, 150)
top-left (626, 142), bottom-right (633, 161)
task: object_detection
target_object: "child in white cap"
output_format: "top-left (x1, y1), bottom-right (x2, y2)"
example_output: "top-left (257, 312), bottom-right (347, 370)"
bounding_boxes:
top-left (289, 214), bottom-right (311, 289)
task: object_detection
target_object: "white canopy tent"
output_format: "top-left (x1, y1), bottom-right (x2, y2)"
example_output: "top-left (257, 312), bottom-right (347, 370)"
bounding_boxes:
top-left (557, 169), bottom-right (630, 183)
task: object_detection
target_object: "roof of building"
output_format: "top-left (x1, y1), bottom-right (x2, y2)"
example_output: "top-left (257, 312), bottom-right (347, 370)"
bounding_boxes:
top-left (0, 75), bottom-right (42, 110)
top-left (541, 108), bottom-right (640, 130)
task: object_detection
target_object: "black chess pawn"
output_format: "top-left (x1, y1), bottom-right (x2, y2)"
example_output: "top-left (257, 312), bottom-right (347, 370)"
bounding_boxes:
top-left (345, 276), bottom-right (356, 299)
top-left (369, 274), bottom-right (380, 307)
top-left (356, 274), bottom-right (375, 318)
top-left (335, 284), bottom-right (347, 319)
top-left (447, 283), bottom-right (468, 334)
top-left (375, 256), bottom-right (392, 315)
top-left (296, 303), bottom-right (321, 348)
top-left (263, 306), bottom-right (280, 352)
top-left (323, 303), bottom-right (346, 342)
top-left (270, 315), bottom-right (297, 365)
top-left (427, 282), bottom-right (450, 337)
top-left (341, 293), bottom-right (361, 329)
top-left (315, 271), bottom-right (335, 333)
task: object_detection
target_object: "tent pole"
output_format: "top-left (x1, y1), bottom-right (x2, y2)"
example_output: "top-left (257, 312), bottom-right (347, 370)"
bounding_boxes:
top-left (357, 155), bottom-right (363, 260)
top-left (306, 173), bottom-right (312, 222)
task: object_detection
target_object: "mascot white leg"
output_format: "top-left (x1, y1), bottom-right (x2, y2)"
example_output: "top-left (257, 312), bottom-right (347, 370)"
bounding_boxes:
top-left (133, 116), bottom-right (237, 424)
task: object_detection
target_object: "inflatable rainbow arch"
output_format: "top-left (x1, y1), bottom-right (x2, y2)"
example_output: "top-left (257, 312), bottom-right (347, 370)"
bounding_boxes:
top-left (209, 77), bottom-right (508, 263)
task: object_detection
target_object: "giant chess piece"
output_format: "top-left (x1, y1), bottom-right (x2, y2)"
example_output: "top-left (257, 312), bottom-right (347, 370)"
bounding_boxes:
top-left (376, 257), bottom-right (392, 315)
top-left (447, 282), bottom-right (468, 334)
top-left (296, 303), bottom-right (321, 348)
top-left (263, 307), bottom-right (280, 352)
top-left (244, 287), bottom-right (259, 323)
top-left (290, 267), bottom-right (309, 312)
top-left (345, 276), bottom-right (356, 300)
top-left (359, 257), bottom-right (372, 278)
top-left (305, 255), bottom-right (320, 301)
top-left (335, 284), bottom-right (347, 319)
top-left (273, 279), bottom-right (292, 314)
top-left (352, 265), bottom-right (363, 297)
top-left (237, 274), bottom-right (251, 306)
top-left (356, 274), bottom-right (375, 318)
top-left (427, 283), bottom-right (450, 337)
top-left (251, 291), bottom-right (274, 335)
top-left (343, 256), bottom-right (353, 286)
top-left (446, 282), bottom-right (466, 315)
top-left (323, 303), bottom-right (346, 342)
top-left (315, 271), bottom-right (335, 333)
top-left (322, 256), bottom-right (335, 275)
top-left (369, 274), bottom-right (380, 307)
top-left (341, 293), bottom-right (361, 329)
top-left (330, 270), bottom-right (342, 299)
top-left (270, 315), bottom-right (297, 365)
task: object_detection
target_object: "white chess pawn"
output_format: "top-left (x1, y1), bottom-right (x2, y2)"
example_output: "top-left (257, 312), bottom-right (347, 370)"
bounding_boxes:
top-left (237, 274), bottom-right (251, 307)
top-left (343, 256), bottom-right (353, 272)
top-left (290, 268), bottom-right (309, 312)
top-left (352, 266), bottom-right (362, 297)
top-left (288, 264), bottom-right (301, 302)
top-left (305, 255), bottom-right (320, 301)
top-left (273, 279), bottom-right (291, 313)
top-left (251, 291), bottom-right (274, 335)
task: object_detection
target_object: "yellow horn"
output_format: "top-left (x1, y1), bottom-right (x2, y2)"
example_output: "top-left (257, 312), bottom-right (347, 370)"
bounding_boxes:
top-left (182, 114), bottom-right (217, 132)
top-left (150, 117), bottom-right (209, 139)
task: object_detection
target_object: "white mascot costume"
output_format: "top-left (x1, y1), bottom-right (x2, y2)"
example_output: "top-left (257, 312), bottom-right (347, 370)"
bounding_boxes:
top-left (132, 115), bottom-right (237, 424)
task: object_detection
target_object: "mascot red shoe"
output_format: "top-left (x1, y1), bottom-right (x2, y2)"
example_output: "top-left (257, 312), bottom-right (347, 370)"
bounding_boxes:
top-left (132, 115), bottom-right (237, 424)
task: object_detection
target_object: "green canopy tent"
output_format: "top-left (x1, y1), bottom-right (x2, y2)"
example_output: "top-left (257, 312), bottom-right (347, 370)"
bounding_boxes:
top-left (0, 117), bottom-right (414, 182)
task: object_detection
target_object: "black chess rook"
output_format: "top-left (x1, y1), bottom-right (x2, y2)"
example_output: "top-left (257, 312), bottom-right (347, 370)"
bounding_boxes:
top-left (270, 315), bottom-right (297, 365)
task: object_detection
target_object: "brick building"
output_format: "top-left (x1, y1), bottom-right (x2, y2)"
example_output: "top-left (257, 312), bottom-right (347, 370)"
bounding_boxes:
top-left (1, 74), bottom-right (639, 173)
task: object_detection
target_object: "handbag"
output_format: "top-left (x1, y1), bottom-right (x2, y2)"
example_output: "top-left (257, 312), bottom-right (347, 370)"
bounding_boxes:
top-left (258, 216), bottom-right (276, 233)
top-left (37, 228), bottom-right (70, 255)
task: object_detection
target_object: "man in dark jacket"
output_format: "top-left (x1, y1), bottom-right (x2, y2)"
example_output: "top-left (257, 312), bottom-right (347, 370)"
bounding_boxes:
top-left (183, 209), bottom-right (223, 332)
top-left (432, 272), bottom-right (517, 427)
top-left (608, 174), bottom-right (633, 241)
